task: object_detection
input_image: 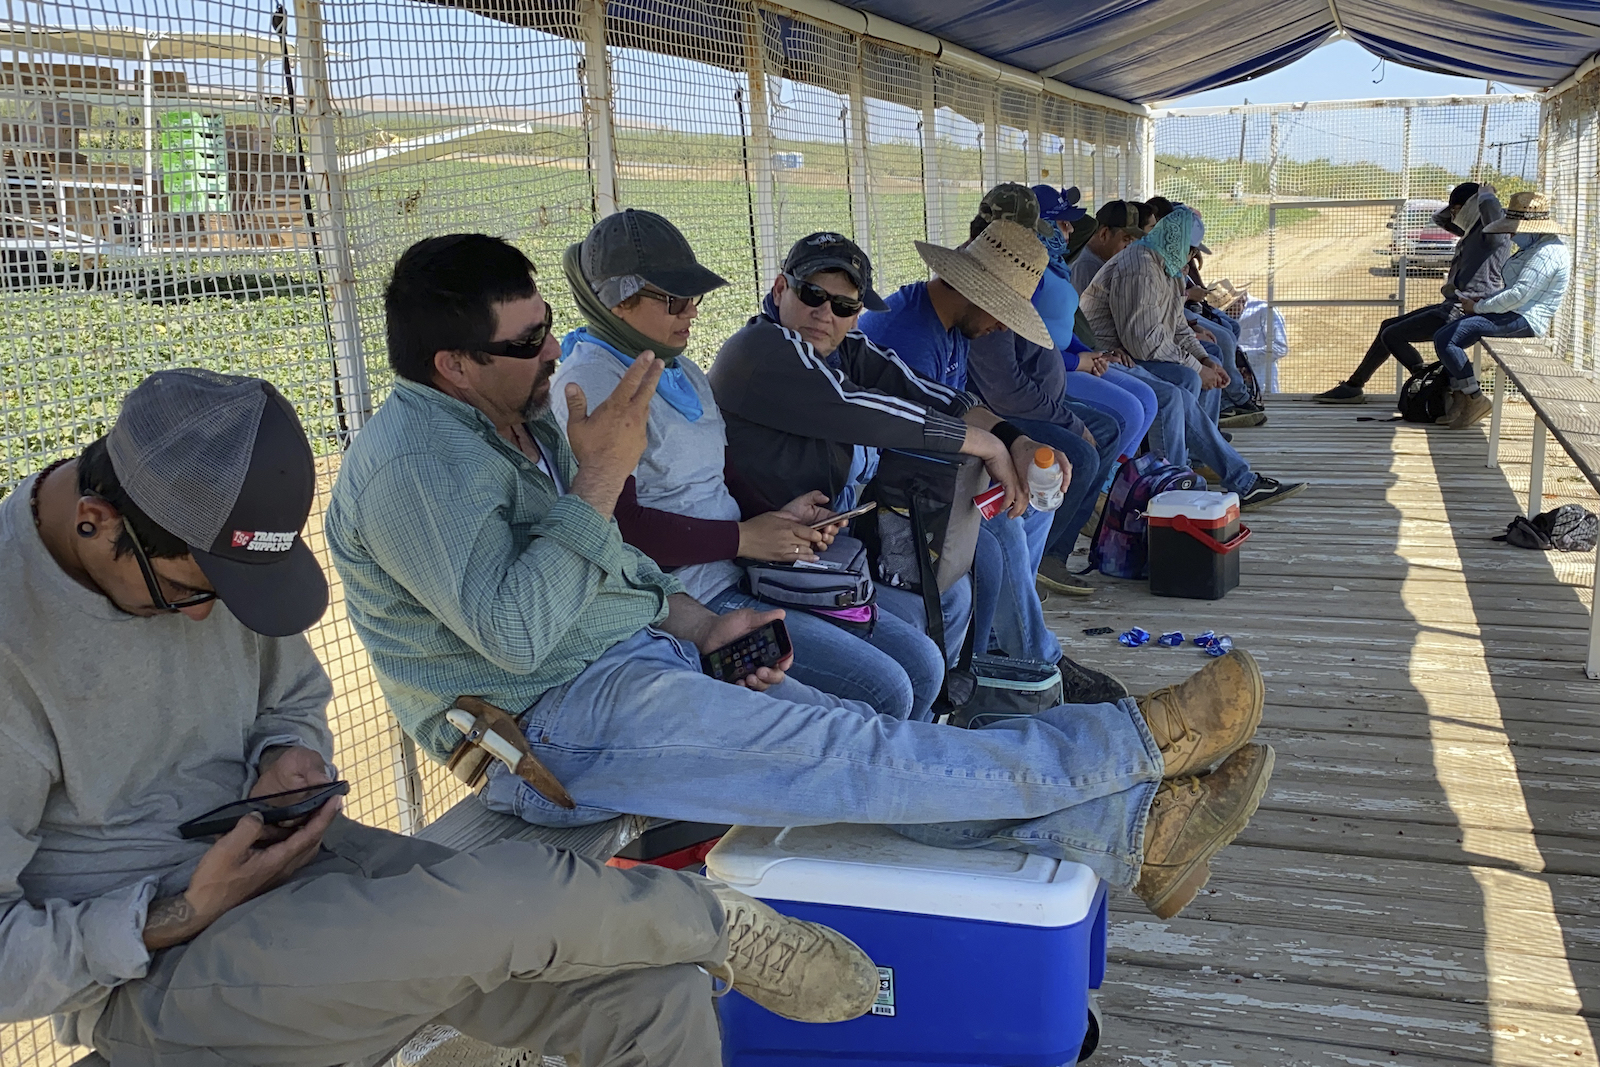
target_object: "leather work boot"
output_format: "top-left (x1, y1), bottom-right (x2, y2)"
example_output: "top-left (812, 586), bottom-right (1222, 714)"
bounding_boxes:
top-left (708, 884), bottom-right (879, 1022)
top-left (1435, 389), bottom-right (1464, 425)
top-left (1137, 649), bottom-right (1264, 778)
top-left (1135, 743), bottom-right (1276, 919)
top-left (1446, 390), bottom-right (1493, 429)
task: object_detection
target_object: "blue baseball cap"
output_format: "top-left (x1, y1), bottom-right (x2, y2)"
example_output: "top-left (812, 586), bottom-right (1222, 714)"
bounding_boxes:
top-left (1033, 185), bottom-right (1088, 224)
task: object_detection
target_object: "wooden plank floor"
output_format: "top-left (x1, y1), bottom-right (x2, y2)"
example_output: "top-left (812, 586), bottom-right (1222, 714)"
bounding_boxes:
top-left (1050, 400), bottom-right (1600, 1067)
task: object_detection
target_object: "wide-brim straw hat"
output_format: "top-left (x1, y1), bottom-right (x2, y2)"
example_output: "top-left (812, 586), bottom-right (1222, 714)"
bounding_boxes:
top-left (1484, 190), bottom-right (1562, 234)
top-left (915, 219), bottom-right (1053, 348)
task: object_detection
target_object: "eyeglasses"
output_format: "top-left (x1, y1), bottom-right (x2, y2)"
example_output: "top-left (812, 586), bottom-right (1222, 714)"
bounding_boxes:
top-left (636, 289), bottom-right (704, 316)
top-left (476, 303), bottom-right (555, 359)
top-left (122, 520), bottom-right (217, 612)
top-left (784, 273), bottom-right (863, 318)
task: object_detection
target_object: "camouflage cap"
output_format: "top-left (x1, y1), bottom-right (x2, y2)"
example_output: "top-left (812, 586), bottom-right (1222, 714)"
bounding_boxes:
top-left (977, 182), bottom-right (1041, 230)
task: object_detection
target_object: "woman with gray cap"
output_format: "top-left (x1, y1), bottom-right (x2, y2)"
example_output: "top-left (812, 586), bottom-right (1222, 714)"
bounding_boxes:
top-left (553, 209), bottom-right (944, 722)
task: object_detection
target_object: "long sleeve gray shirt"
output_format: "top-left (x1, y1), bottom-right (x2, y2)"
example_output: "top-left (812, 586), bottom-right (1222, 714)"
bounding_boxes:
top-left (0, 477), bottom-right (334, 1040)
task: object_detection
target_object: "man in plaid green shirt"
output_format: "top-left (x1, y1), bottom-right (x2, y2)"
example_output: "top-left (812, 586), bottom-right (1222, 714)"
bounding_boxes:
top-left (328, 228), bottom-right (1274, 923)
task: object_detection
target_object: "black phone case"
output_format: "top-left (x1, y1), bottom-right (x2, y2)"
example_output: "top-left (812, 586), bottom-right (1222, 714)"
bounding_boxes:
top-left (178, 781), bottom-right (350, 840)
top-left (700, 622), bottom-right (790, 683)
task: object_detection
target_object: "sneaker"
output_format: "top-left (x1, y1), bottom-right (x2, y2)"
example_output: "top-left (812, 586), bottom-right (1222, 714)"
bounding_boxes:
top-left (1058, 654), bottom-right (1130, 704)
top-left (1239, 476), bottom-right (1307, 510)
top-left (1218, 408), bottom-right (1268, 429)
top-left (1192, 464), bottom-right (1223, 484)
top-left (1134, 744), bottom-right (1276, 919)
top-left (708, 885), bottom-right (879, 1023)
top-left (1219, 430), bottom-right (1233, 443)
top-left (1445, 390), bottom-right (1492, 430)
top-left (1037, 555), bottom-right (1093, 596)
top-left (1313, 383), bottom-right (1365, 404)
top-left (1137, 649), bottom-right (1264, 778)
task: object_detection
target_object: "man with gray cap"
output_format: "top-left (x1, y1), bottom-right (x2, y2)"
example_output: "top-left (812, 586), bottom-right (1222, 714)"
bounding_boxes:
top-left (4, 367), bottom-right (877, 1064)
top-left (329, 230), bottom-right (1277, 928)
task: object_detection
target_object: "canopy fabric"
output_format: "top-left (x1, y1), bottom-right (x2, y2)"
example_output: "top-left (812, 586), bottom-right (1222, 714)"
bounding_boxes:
top-left (833, 0), bottom-right (1600, 102)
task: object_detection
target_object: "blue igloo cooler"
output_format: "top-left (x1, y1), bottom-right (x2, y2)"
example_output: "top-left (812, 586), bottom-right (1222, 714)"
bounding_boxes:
top-left (706, 823), bottom-right (1108, 1067)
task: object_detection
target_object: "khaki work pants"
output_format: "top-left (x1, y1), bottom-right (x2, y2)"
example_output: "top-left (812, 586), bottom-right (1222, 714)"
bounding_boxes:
top-left (93, 819), bottom-right (728, 1067)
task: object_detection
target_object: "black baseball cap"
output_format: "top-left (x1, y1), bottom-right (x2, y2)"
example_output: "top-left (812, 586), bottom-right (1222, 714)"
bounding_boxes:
top-left (106, 369), bottom-right (328, 636)
top-left (781, 232), bottom-right (886, 311)
top-left (580, 209), bottom-right (728, 298)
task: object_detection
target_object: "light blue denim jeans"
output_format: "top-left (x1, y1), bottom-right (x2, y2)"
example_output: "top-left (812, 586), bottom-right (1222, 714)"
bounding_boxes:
top-left (1063, 367), bottom-right (1158, 464)
top-left (876, 573), bottom-right (973, 671)
top-left (483, 627), bottom-right (1163, 887)
top-left (1190, 310), bottom-right (1251, 409)
top-left (1119, 364), bottom-right (1187, 464)
top-left (973, 511), bottom-right (1062, 663)
top-left (1132, 361), bottom-right (1257, 494)
top-left (704, 584), bottom-right (945, 723)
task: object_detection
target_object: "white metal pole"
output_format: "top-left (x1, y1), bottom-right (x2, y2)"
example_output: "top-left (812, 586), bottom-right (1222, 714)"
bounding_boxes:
top-left (1140, 114), bottom-right (1156, 199)
top-left (742, 8), bottom-right (779, 285)
top-left (1586, 543), bottom-right (1600, 679)
top-left (847, 45), bottom-right (872, 260)
top-left (1487, 363), bottom-right (1504, 467)
top-left (581, 0), bottom-right (620, 218)
top-left (1400, 106), bottom-right (1413, 202)
top-left (1026, 93), bottom-right (1042, 185)
top-left (1529, 417), bottom-right (1547, 517)
top-left (981, 87), bottom-right (999, 188)
top-left (294, 0), bottom-right (372, 433)
top-left (142, 38), bottom-right (154, 253)
top-left (920, 54), bottom-right (943, 246)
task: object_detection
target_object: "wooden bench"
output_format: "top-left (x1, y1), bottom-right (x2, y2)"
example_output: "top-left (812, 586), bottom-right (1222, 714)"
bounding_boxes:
top-left (71, 803), bottom-right (651, 1067)
top-left (1479, 335), bottom-right (1600, 678)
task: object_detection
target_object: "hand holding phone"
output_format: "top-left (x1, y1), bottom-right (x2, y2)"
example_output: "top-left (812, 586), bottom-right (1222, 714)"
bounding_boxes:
top-left (179, 781), bottom-right (351, 840)
top-left (807, 501), bottom-right (877, 530)
top-left (700, 619), bottom-right (793, 685)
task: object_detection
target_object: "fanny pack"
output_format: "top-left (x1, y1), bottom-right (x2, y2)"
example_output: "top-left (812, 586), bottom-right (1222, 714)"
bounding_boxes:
top-left (947, 653), bottom-right (1065, 729)
top-left (745, 534), bottom-right (875, 611)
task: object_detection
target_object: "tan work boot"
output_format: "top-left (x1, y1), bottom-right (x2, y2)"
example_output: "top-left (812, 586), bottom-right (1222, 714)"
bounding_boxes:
top-left (708, 884), bottom-right (879, 1023)
top-left (1446, 390), bottom-right (1492, 429)
top-left (1135, 743), bottom-right (1275, 919)
top-left (1137, 649), bottom-right (1264, 779)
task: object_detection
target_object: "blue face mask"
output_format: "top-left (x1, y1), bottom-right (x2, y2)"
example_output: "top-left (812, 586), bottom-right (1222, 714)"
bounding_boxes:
top-left (1512, 232), bottom-right (1538, 251)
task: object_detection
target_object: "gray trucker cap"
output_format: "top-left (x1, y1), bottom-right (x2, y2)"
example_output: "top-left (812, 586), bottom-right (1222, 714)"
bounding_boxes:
top-left (580, 209), bottom-right (729, 301)
top-left (106, 368), bottom-right (328, 636)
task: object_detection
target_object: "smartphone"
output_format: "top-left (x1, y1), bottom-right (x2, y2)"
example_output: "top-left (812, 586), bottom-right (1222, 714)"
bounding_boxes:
top-left (178, 780), bottom-right (350, 840)
top-left (807, 501), bottom-right (877, 530)
top-left (700, 620), bottom-right (793, 684)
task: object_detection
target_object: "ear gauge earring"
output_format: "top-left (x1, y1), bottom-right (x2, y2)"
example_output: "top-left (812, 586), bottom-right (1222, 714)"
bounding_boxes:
top-left (76, 521), bottom-right (96, 538)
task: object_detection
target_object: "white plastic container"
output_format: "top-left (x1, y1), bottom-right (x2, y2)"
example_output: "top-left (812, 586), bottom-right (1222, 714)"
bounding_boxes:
top-left (707, 823), bottom-right (1107, 1066)
top-left (1026, 446), bottom-right (1064, 512)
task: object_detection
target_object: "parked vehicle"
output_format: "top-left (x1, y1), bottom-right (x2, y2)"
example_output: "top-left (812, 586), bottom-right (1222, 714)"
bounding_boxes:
top-left (1384, 198), bottom-right (1457, 273)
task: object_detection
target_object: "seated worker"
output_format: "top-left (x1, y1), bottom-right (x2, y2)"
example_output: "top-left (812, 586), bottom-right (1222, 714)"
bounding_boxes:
top-left (965, 188), bottom-right (1132, 595)
top-left (1434, 190), bottom-right (1570, 429)
top-left (1070, 199), bottom-right (1144, 296)
top-left (551, 211), bottom-right (944, 722)
top-left (325, 231), bottom-right (1277, 923)
top-left (2, 369), bottom-right (878, 1065)
top-left (1082, 207), bottom-right (1307, 510)
top-left (1180, 216), bottom-right (1262, 426)
top-left (1316, 182), bottom-right (1510, 404)
top-left (855, 207), bottom-right (1074, 670)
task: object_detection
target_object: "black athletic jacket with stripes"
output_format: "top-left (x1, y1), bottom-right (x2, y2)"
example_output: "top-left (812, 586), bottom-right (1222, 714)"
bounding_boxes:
top-left (708, 308), bottom-right (976, 512)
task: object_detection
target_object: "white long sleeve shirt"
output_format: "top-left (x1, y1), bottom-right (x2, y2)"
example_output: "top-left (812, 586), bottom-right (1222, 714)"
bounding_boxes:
top-left (1476, 236), bottom-right (1570, 337)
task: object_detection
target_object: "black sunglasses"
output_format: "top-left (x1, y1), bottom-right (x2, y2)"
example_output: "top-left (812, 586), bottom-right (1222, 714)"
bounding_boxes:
top-left (122, 520), bottom-right (218, 612)
top-left (476, 303), bottom-right (555, 359)
top-left (784, 273), bottom-right (863, 318)
top-left (636, 289), bottom-right (704, 316)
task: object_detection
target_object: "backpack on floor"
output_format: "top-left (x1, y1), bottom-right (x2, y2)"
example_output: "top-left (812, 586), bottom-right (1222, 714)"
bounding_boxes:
top-left (1088, 453), bottom-right (1205, 580)
top-left (1234, 347), bottom-right (1264, 407)
top-left (1398, 362), bottom-right (1450, 423)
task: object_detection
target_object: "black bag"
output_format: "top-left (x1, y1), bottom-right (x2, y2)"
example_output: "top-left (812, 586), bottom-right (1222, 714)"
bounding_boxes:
top-left (1495, 505), bottom-right (1600, 552)
top-left (860, 450), bottom-right (986, 595)
top-left (744, 535), bottom-right (874, 611)
top-left (1397, 363), bottom-right (1451, 423)
top-left (947, 653), bottom-right (1064, 729)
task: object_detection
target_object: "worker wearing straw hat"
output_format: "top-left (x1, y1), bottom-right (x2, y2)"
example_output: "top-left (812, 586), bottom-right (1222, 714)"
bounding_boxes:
top-left (1433, 190), bottom-right (1571, 429)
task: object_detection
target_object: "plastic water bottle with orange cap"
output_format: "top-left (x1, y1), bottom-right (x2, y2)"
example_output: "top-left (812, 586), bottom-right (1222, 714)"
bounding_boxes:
top-left (1026, 446), bottom-right (1065, 512)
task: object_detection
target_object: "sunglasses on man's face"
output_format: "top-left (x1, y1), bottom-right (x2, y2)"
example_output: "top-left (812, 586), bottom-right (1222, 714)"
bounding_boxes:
top-left (785, 273), bottom-right (863, 318)
top-left (636, 289), bottom-right (704, 316)
top-left (476, 302), bottom-right (555, 359)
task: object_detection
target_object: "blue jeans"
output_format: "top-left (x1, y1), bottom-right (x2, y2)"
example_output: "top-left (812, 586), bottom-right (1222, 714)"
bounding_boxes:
top-left (972, 511), bottom-right (1062, 663)
top-left (1009, 408), bottom-right (1120, 562)
top-left (1133, 361), bottom-right (1257, 494)
top-left (705, 584), bottom-right (945, 723)
top-left (876, 574), bottom-right (973, 674)
top-left (1118, 364), bottom-right (1187, 463)
top-left (1062, 368), bottom-right (1157, 463)
top-left (1191, 312), bottom-right (1251, 409)
top-left (483, 627), bottom-right (1162, 887)
top-left (1433, 312), bottom-right (1533, 392)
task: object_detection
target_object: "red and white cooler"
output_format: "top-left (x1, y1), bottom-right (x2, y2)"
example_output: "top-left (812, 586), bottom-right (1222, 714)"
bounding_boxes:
top-left (1147, 490), bottom-right (1248, 600)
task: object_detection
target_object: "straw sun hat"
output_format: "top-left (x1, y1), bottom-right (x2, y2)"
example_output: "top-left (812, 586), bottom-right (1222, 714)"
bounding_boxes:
top-left (915, 219), bottom-right (1053, 347)
top-left (1484, 191), bottom-right (1562, 234)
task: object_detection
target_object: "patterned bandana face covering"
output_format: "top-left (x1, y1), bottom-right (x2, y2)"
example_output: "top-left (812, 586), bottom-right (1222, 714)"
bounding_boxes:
top-left (1138, 207), bottom-right (1196, 278)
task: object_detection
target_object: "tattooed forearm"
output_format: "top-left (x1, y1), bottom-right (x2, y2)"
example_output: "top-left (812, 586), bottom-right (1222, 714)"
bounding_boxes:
top-left (142, 895), bottom-right (201, 949)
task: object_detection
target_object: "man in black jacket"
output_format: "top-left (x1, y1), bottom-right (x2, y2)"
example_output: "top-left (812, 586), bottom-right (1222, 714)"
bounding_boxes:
top-left (1315, 183), bottom-right (1511, 404)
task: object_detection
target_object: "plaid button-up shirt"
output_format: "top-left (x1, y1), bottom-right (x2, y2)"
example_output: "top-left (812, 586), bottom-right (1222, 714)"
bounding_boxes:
top-left (326, 379), bottom-right (683, 763)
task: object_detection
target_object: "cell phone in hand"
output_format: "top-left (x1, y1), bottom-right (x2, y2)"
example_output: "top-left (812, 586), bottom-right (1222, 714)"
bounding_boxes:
top-left (700, 620), bottom-right (792, 684)
top-left (807, 501), bottom-right (877, 530)
top-left (178, 781), bottom-right (350, 840)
